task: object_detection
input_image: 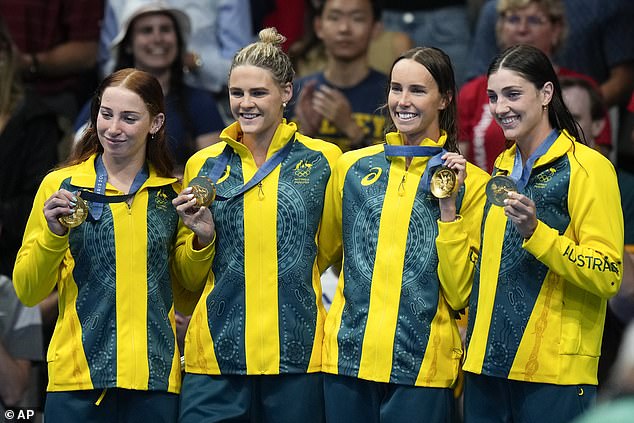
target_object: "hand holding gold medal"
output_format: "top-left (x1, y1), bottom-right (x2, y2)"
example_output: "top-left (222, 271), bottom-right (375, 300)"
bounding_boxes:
top-left (485, 175), bottom-right (518, 206)
top-left (58, 194), bottom-right (89, 228)
top-left (188, 176), bottom-right (216, 208)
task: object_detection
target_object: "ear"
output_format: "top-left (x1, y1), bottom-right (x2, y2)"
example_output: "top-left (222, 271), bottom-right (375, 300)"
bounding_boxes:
top-left (541, 81), bottom-right (554, 107)
top-left (371, 20), bottom-right (383, 41)
top-left (281, 82), bottom-right (293, 105)
top-left (150, 113), bottom-right (165, 135)
top-left (439, 91), bottom-right (453, 111)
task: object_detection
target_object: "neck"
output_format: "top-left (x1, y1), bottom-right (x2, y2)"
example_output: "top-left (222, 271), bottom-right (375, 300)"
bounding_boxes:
top-left (516, 125), bottom-right (555, 163)
top-left (403, 127), bottom-right (441, 146)
top-left (240, 124), bottom-right (280, 167)
top-left (138, 65), bottom-right (171, 94)
top-left (101, 153), bottom-right (145, 193)
top-left (324, 58), bottom-right (370, 88)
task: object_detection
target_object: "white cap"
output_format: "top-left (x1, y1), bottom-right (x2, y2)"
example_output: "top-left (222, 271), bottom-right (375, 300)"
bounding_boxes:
top-left (110, 0), bottom-right (191, 53)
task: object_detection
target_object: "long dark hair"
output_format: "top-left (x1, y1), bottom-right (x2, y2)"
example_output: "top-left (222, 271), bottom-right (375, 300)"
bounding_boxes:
top-left (487, 44), bottom-right (584, 145)
top-left (384, 46), bottom-right (459, 152)
top-left (65, 68), bottom-right (174, 176)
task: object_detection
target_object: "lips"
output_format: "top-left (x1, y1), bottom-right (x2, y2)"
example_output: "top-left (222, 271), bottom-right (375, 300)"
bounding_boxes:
top-left (395, 111), bottom-right (419, 120)
top-left (240, 113), bottom-right (260, 119)
top-left (496, 116), bottom-right (520, 128)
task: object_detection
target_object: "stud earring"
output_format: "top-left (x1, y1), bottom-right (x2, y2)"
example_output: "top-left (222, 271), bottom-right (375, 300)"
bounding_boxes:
top-left (282, 102), bottom-right (287, 108)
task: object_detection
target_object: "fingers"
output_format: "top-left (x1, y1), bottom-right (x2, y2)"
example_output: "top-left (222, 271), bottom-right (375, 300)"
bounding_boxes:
top-left (172, 187), bottom-right (199, 215)
top-left (504, 192), bottom-right (538, 238)
top-left (44, 189), bottom-right (77, 217)
top-left (441, 152), bottom-right (467, 184)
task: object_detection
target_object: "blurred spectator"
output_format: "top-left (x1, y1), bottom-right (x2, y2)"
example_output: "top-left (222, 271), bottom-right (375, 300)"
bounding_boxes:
top-left (291, 0), bottom-right (387, 152)
top-left (0, 275), bottom-right (43, 415)
top-left (0, 0), bottom-right (103, 123)
top-left (466, 0), bottom-right (634, 107)
top-left (457, 0), bottom-right (612, 173)
top-left (100, 0), bottom-right (253, 95)
top-left (289, 0), bottom-right (412, 77)
top-left (0, 19), bottom-right (60, 278)
top-left (382, 0), bottom-right (471, 85)
top-left (257, 0), bottom-right (306, 52)
top-left (77, 0), bottom-right (225, 176)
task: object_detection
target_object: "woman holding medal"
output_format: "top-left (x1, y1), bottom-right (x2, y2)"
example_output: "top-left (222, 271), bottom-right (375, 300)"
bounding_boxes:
top-left (462, 44), bottom-right (624, 422)
top-left (173, 28), bottom-right (341, 423)
top-left (12, 68), bottom-right (207, 422)
top-left (317, 46), bottom-right (489, 422)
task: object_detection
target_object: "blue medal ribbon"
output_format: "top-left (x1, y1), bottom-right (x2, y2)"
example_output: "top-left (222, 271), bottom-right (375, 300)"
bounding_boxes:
top-left (204, 135), bottom-right (295, 201)
top-left (509, 130), bottom-right (558, 190)
top-left (82, 154), bottom-right (149, 220)
top-left (384, 144), bottom-right (448, 193)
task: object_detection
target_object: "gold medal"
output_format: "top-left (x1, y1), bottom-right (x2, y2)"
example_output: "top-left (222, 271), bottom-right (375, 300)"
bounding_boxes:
top-left (430, 167), bottom-right (458, 199)
top-left (189, 176), bottom-right (216, 207)
top-left (486, 175), bottom-right (517, 206)
top-left (58, 195), bottom-right (89, 228)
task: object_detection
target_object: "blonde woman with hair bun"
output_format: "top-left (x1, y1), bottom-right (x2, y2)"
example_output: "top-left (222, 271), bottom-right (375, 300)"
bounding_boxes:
top-left (174, 27), bottom-right (342, 423)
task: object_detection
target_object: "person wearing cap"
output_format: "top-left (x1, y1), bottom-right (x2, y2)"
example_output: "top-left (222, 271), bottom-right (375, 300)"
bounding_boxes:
top-left (75, 0), bottom-right (226, 176)
top-left (13, 68), bottom-right (206, 423)
top-left (172, 27), bottom-right (341, 423)
top-left (99, 0), bottom-right (253, 95)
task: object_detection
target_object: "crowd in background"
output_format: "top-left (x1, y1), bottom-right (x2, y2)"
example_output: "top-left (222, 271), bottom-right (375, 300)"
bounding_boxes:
top-left (1, 0), bottom-right (633, 422)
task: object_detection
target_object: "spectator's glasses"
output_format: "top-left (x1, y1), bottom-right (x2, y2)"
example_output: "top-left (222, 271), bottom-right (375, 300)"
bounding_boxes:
top-left (502, 13), bottom-right (553, 28)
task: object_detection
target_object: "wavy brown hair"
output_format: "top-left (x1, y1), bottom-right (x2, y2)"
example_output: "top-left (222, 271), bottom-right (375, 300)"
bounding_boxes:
top-left (65, 68), bottom-right (174, 176)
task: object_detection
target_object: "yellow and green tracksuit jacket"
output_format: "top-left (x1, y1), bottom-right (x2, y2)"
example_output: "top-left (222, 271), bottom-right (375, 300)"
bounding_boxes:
top-left (176, 120), bottom-right (342, 375)
top-left (12, 154), bottom-right (204, 393)
top-left (319, 131), bottom-right (489, 387)
top-left (464, 131), bottom-right (624, 385)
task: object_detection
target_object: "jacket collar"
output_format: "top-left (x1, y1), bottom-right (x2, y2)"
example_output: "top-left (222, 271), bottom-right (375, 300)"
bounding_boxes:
top-left (494, 130), bottom-right (574, 174)
top-left (385, 130), bottom-right (448, 148)
top-left (219, 119), bottom-right (297, 159)
top-left (69, 154), bottom-right (177, 189)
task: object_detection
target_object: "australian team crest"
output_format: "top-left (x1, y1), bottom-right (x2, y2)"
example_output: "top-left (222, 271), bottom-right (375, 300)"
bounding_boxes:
top-left (155, 189), bottom-right (169, 210)
top-left (294, 158), bottom-right (318, 184)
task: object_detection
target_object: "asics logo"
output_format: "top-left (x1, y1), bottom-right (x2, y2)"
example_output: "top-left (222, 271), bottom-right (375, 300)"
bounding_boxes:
top-left (361, 167), bottom-right (382, 186)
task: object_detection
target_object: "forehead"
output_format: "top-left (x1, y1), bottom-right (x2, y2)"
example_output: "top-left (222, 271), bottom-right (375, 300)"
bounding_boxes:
top-left (503, 2), bottom-right (549, 15)
top-left (132, 12), bottom-right (175, 28)
top-left (487, 68), bottom-right (532, 90)
top-left (101, 86), bottom-right (148, 112)
top-left (322, 0), bottom-right (373, 15)
top-left (229, 65), bottom-right (278, 87)
top-left (391, 59), bottom-right (437, 86)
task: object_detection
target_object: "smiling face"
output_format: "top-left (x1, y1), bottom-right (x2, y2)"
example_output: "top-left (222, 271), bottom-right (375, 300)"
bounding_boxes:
top-left (388, 58), bottom-right (448, 145)
top-left (228, 65), bottom-right (292, 143)
top-left (129, 12), bottom-right (179, 73)
top-left (487, 68), bottom-right (553, 147)
top-left (97, 86), bottom-right (164, 164)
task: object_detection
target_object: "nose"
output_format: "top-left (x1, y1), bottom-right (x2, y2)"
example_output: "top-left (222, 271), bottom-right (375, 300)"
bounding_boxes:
top-left (241, 94), bottom-right (255, 108)
top-left (398, 90), bottom-right (412, 107)
top-left (337, 16), bottom-right (351, 32)
top-left (106, 118), bottom-right (122, 135)
top-left (492, 98), bottom-right (510, 115)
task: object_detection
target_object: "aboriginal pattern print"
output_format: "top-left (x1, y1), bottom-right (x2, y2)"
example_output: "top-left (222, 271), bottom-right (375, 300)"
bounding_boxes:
top-left (467, 156), bottom-right (571, 377)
